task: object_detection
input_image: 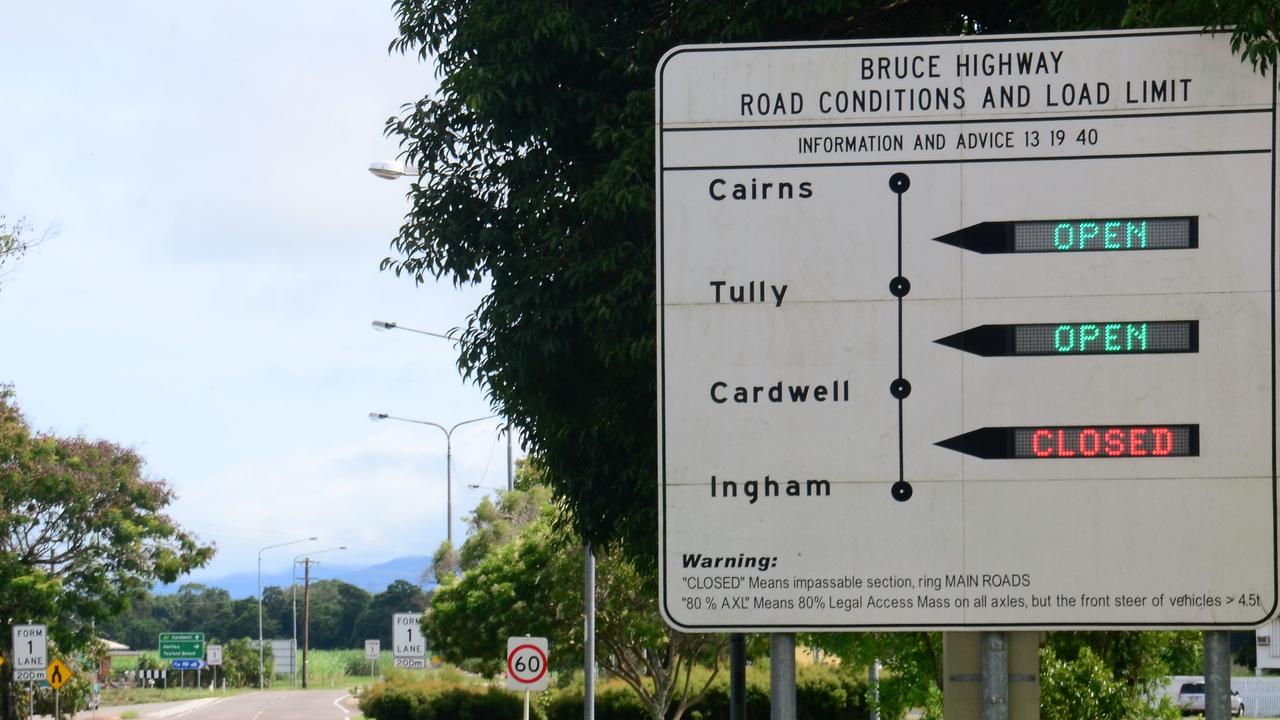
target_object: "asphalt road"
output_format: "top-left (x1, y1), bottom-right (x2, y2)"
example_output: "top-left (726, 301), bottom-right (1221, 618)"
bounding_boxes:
top-left (38, 690), bottom-right (356, 720)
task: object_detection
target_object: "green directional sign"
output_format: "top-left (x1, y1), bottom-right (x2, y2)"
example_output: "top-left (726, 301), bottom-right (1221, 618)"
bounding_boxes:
top-left (158, 632), bottom-right (204, 660)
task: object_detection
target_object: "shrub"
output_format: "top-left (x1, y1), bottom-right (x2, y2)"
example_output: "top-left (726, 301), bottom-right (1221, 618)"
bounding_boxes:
top-left (545, 683), bottom-right (648, 720)
top-left (1040, 646), bottom-right (1177, 720)
top-left (360, 678), bottom-right (529, 720)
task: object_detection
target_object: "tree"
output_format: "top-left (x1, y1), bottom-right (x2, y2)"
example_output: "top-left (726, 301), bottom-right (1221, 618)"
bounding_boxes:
top-left (383, 0), bottom-right (1277, 563)
top-left (427, 489), bottom-right (723, 720)
top-left (352, 580), bottom-right (430, 649)
top-left (0, 215), bottom-right (50, 292)
top-left (0, 388), bottom-right (213, 720)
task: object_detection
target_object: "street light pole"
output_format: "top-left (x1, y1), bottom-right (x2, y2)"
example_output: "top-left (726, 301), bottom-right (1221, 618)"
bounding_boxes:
top-left (368, 412), bottom-right (497, 548)
top-left (292, 546), bottom-right (346, 687)
top-left (370, 320), bottom-right (517, 492)
top-left (258, 537), bottom-right (316, 689)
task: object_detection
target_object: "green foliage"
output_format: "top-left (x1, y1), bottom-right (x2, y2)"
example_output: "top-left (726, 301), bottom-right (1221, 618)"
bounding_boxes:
top-left (0, 215), bottom-right (49, 291)
top-left (808, 633), bottom-right (942, 719)
top-left (545, 682), bottom-right (650, 720)
top-left (99, 579), bottom-right (427, 657)
top-left (544, 663), bottom-right (869, 720)
top-left (1040, 645), bottom-right (1178, 720)
top-left (0, 388), bottom-right (213, 720)
top-left (427, 478), bottom-right (723, 720)
top-left (385, 0), bottom-right (1279, 569)
top-left (218, 637), bottom-right (263, 689)
top-left (359, 677), bottom-right (527, 720)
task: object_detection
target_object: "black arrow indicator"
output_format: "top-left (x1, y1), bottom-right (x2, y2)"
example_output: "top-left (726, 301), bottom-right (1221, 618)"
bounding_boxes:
top-left (933, 216), bottom-right (1197, 254)
top-left (936, 321), bottom-right (1197, 357)
top-left (937, 424), bottom-right (1199, 459)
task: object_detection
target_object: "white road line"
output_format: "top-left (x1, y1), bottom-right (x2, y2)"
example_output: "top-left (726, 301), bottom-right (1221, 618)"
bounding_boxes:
top-left (332, 694), bottom-right (352, 716)
top-left (143, 697), bottom-right (225, 718)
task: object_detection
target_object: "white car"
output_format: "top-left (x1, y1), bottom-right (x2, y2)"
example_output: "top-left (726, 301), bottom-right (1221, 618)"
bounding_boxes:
top-left (1177, 682), bottom-right (1245, 716)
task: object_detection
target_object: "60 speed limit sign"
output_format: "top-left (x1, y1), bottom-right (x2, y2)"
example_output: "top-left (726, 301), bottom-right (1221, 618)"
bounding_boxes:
top-left (505, 636), bottom-right (549, 691)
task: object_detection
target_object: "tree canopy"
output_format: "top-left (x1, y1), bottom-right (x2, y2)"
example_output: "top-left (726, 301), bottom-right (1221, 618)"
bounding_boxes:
top-left (383, 0), bottom-right (1277, 564)
top-left (0, 387), bottom-right (213, 720)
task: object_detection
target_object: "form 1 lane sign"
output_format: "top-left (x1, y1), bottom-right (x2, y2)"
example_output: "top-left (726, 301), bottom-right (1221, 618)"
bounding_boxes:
top-left (391, 613), bottom-right (425, 659)
top-left (12, 625), bottom-right (47, 672)
top-left (505, 637), bottom-right (549, 692)
top-left (656, 28), bottom-right (1278, 631)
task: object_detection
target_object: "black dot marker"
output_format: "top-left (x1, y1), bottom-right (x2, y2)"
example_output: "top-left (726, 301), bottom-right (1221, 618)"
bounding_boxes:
top-left (890, 378), bottom-right (911, 399)
top-left (891, 481), bottom-right (913, 502)
top-left (889, 172), bottom-right (910, 194)
top-left (889, 276), bottom-right (910, 297)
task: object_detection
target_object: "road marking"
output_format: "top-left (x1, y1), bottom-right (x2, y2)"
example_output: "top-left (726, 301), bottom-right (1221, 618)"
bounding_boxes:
top-left (332, 694), bottom-right (352, 716)
top-left (143, 697), bottom-right (225, 718)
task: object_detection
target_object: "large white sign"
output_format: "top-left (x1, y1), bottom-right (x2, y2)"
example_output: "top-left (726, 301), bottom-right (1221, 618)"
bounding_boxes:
top-left (505, 636), bottom-right (549, 692)
top-left (11, 625), bottom-right (47, 672)
top-left (657, 29), bottom-right (1279, 631)
top-left (391, 613), bottom-right (425, 658)
top-left (364, 639), bottom-right (381, 661)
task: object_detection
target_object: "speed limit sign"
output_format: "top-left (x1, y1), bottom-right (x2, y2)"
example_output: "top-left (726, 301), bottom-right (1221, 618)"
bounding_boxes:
top-left (505, 636), bottom-right (549, 691)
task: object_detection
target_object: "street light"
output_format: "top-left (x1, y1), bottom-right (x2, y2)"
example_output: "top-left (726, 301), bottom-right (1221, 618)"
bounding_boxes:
top-left (258, 537), bottom-right (316, 689)
top-left (368, 161), bottom-right (420, 180)
top-left (370, 320), bottom-right (454, 341)
top-left (368, 412), bottom-right (497, 547)
top-left (291, 546), bottom-right (347, 687)
top-left (371, 320), bottom-right (516, 492)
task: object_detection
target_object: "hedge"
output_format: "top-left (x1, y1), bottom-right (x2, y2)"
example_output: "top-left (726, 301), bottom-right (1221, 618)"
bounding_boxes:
top-left (359, 678), bottom-right (527, 720)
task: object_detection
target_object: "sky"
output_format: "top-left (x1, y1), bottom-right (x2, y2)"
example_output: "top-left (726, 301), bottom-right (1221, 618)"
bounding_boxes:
top-left (0, 2), bottom-right (519, 583)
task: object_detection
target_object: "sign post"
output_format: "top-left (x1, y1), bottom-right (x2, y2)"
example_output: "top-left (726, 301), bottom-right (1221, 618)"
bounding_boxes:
top-left (657, 27), bottom-right (1278, 720)
top-left (46, 657), bottom-right (70, 719)
top-left (158, 633), bottom-right (205, 660)
top-left (364, 639), bottom-right (381, 677)
top-left (13, 624), bottom-right (46, 719)
top-left (656, 27), bottom-right (1278, 634)
top-left (391, 614), bottom-right (426, 669)
top-left (506, 637), bottom-right (550, 720)
top-left (207, 644), bottom-right (222, 690)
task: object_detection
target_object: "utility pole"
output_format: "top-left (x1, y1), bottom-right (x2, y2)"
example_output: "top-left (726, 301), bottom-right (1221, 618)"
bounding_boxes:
top-left (302, 559), bottom-right (312, 689)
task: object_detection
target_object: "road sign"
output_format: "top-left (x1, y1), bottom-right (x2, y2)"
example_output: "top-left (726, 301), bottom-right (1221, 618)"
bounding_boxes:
top-left (505, 637), bottom-right (549, 692)
top-left (12, 625), bottom-right (47, 672)
top-left (206, 644), bottom-right (222, 666)
top-left (656, 29), bottom-right (1279, 631)
top-left (158, 632), bottom-right (204, 660)
top-left (392, 657), bottom-right (425, 669)
top-left (13, 670), bottom-right (41, 683)
top-left (391, 613), bottom-right (425, 659)
top-left (364, 639), bottom-right (380, 661)
top-left (45, 659), bottom-right (70, 690)
top-left (171, 659), bottom-right (204, 670)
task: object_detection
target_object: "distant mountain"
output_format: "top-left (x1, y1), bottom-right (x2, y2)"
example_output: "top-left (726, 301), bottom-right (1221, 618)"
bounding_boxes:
top-left (159, 556), bottom-right (433, 598)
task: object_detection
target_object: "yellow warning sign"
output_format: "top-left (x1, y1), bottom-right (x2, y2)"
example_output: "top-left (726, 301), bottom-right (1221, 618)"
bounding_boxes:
top-left (46, 658), bottom-right (70, 690)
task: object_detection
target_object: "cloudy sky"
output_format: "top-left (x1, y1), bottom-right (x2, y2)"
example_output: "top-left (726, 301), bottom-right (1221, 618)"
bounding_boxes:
top-left (0, 2), bottom-right (516, 581)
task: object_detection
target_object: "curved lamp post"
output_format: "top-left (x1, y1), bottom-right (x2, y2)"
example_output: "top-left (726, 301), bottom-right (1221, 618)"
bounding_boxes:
top-left (258, 536), bottom-right (316, 688)
top-left (370, 320), bottom-right (516, 492)
top-left (368, 412), bottom-right (497, 548)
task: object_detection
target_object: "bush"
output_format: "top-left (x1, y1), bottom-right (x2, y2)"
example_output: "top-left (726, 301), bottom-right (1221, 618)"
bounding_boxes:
top-left (1040, 646), bottom-right (1177, 720)
top-left (692, 663), bottom-right (868, 720)
top-left (545, 682), bottom-right (649, 720)
top-left (546, 663), bottom-right (867, 720)
top-left (360, 678), bottom-right (529, 720)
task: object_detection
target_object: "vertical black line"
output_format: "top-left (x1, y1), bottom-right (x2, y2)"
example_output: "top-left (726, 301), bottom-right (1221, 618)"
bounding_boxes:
top-left (897, 192), bottom-right (905, 484)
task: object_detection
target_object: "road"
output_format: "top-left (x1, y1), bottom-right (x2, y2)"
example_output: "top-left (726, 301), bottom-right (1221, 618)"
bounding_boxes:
top-left (38, 690), bottom-right (356, 720)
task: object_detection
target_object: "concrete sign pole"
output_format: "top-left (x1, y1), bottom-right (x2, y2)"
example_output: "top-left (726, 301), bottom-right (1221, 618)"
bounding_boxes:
top-left (1204, 631), bottom-right (1231, 720)
top-left (769, 634), bottom-right (795, 720)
